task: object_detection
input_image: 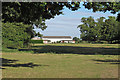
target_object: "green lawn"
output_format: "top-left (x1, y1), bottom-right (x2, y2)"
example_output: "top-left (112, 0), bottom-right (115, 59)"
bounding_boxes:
top-left (2, 43), bottom-right (119, 78)
top-left (34, 43), bottom-right (119, 48)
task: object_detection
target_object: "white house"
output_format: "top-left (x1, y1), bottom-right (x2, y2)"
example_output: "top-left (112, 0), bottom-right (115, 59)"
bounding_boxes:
top-left (42, 36), bottom-right (75, 44)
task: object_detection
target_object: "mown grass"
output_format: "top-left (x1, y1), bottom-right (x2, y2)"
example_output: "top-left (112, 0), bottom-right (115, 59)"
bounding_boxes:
top-left (34, 43), bottom-right (119, 48)
top-left (18, 43), bottom-right (120, 55)
top-left (2, 43), bottom-right (119, 78)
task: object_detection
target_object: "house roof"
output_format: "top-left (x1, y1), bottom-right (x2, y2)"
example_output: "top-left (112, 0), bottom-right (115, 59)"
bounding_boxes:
top-left (42, 36), bottom-right (72, 38)
top-left (43, 40), bottom-right (50, 41)
top-left (61, 40), bottom-right (75, 41)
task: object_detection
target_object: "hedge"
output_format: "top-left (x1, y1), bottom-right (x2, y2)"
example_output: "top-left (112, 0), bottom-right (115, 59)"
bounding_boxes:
top-left (30, 40), bottom-right (43, 44)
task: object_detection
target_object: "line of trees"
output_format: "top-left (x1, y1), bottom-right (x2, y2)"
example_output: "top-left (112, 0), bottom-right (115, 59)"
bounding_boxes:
top-left (78, 16), bottom-right (120, 44)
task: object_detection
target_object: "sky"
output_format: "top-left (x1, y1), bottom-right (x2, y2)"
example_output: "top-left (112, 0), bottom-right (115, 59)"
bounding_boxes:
top-left (33, 2), bottom-right (117, 38)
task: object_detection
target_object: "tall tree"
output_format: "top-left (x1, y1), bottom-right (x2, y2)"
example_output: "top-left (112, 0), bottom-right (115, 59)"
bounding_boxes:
top-left (78, 16), bottom-right (97, 42)
top-left (96, 17), bottom-right (106, 41)
top-left (2, 2), bottom-right (80, 30)
top-left (104, 16), bottom-right (119, 43)
top-left (78, 16), bottom-right (119, 43)
top-left (2, 22), bottom-right (34, 48)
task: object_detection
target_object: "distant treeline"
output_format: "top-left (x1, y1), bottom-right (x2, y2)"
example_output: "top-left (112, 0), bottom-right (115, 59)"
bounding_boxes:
top-left (77, 16), bottom-right (120, 44)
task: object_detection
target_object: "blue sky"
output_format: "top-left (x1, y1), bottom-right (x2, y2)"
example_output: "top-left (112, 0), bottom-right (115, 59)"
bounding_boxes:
top-left (33, 3), bottom-right (117, 38)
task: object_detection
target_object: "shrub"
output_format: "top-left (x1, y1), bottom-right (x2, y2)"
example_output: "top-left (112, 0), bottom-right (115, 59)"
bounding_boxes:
top-left (2, 22), bottom-right (34, 48)
top-left (30, 40), bottom-right (43, 44)
top-left (80, 41), bottom-right (89, 44)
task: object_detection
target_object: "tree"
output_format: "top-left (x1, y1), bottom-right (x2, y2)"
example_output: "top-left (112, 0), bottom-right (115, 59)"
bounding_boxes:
top-left (83, 2), bottom-right (120, 21)
top-left (117, 13), bottom-right (120, 22)
top-left (2, 2), bottom-right (80, 29)
top-left (78, 16), bottom-right (98, 42)
top-left (115, 22), bottom-right (120, 43)
top-left (96, 17), bottom-right (106, 41)
top-left (83, 2), bottom-right (120, 13)
top-left (82, 2), bottom-right (120, 43)
top-left (78, 16), bottom-right (119, 43)
top-left (2, 2), bottom-right (120, 26)
top-left (2, 22), bottom-right (34, 48)
top-left (103, 16), bottom-right (119, 43)
top-left (73, 37), bottom-right (80, 43)
top-left (37, 32), bottom-right (43, 39)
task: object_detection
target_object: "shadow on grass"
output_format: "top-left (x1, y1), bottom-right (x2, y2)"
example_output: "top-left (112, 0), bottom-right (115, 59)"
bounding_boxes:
top-left (92, 59), bottom-right (120, 64)
top-left (19, 45), bottom-right (120, 55)
top-left (0, 58), bottom-right (49, 69)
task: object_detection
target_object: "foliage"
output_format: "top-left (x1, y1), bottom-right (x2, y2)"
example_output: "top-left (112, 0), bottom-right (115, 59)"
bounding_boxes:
top-left (2, 22), bottom-right (34, 48)
top-left (78, 16), bottom-right (98, 42)
top-left (83, 2), bottom-right (120, 14)
top-left (2, 2), bottom-right (80, 30)
top-left (83, 2), bottom-right (120, 21)
top-left (37, 32), bottom-right (43, 38)
top-left (73, 37), bottom-right (81, 43)
top-left (56, 41), bottom-right (61, 43)
top-left (117, 13), bottom-right (120, 22)
top-left (78, 16), bottom-right (120, 43)
top-left (2, 2), bottom-right (120, 25)
top-left (30, 40), bottom-right (43, 44)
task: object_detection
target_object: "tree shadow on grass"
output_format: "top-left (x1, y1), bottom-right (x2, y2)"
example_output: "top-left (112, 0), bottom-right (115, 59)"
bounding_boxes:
top-left (19, 45), bottom-right (120, 55)
top-left (0, 58), bottom-right (49, 69)
top-left (1, 58), bottom-right (18, 63)
top-left (92, 59), bottom-right (120, 64)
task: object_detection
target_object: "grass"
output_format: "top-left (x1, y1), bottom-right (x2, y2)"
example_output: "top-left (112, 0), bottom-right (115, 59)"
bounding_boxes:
top-left (34, 43), bottom-right (119, 48)
top-left (19, 43), bottom-right (120, 55)
top-left (2, 43), bottom-right (119, 78)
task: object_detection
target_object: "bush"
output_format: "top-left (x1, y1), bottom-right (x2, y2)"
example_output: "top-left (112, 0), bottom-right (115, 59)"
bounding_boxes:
top-left (30, 40), bottom-right (43, 44)
top-left (80, 41), bottom-right (89, 44)
top-left (2, 22), bottom-right (34, 48)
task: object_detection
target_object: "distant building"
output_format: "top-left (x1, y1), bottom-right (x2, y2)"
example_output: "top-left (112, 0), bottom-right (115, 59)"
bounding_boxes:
top-left (31, 36), bottom-right (75, 44)
top-left (42, 36), bottom-right (75, 44)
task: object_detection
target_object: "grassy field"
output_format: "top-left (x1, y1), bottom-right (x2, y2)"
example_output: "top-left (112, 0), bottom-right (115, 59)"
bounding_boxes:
top-left (2, 43), bottom-right (119, 78)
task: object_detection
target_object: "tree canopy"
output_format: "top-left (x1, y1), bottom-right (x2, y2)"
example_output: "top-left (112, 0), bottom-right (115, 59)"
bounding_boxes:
top-left (2, 2), bottom-right (120, 28)
top-left (83, 2), bottom-right (120, 13)
top-left (3, 2), bottom-right (120, 24)
top-left (83, 2), bottom-right (120, 21)
top-left (2, 22), bottom-right (34, 48)
top-left (2, 2), bottom-right (80, 30)
top-left (78, 16), bottom-right (119, 43)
